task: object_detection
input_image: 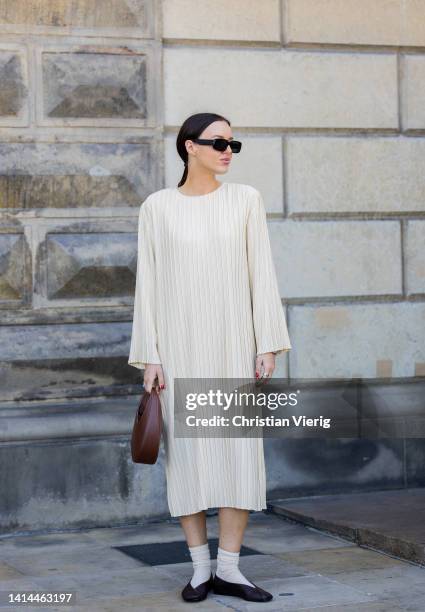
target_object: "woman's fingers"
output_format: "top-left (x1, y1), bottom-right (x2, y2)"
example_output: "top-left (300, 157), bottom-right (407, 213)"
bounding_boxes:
top-left (153, 374), bottom-right (161, 394)
top-left (144, 365), bottom-right (165, 394)
top-left (157, 369), bottom-right (165, 391)
top-left (255, 353), bottom-right (276, 383)
top-left (255, 356), bottom-right (262, 379)
top-left (143, 377), bottom-right (152, 393)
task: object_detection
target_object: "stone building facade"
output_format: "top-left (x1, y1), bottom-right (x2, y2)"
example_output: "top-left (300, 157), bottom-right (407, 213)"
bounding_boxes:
top-left (1, 1), bottom-right (424, 532)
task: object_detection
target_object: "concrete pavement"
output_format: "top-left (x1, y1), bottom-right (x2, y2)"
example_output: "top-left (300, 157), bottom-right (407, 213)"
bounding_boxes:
top-left (0, 508), bottom-right (424, 611)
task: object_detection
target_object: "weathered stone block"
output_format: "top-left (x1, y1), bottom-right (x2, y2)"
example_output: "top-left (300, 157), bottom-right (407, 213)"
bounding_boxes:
top-left (286, 136), bottom-right (425, 214)
top-left (162, 0), bottom-right (281, 41)
top-left (42, 50), bottom-right (147, 120)
top-left (289, 302), bottom-right (425, 379)
top-left (403, 54), bottom-right (425, 130)
top-left (0, 431), bottom-right (168, 531)
top-left (269, 220), bottom-right (402, 298)
top-left (0, 49), bottom-right (27, 121)
top-left (0, 356), bottom-right (141, 402)
top-left (266, 438), bottom-right (404, 493)
top-left (0, 321), bottom-right (138, 401)
top-left (286, 0), bottom-right (425, 47)
top-left (0, 0), bottom-right (153, 31)
top-left (164, 47), bottom-right (398, 128)
top-left (44, 232), bottom-right (136, 299)
top-left (0, 142), bottom-right (157, 209)
top-left (405, 220), bottom-right (425, 295)
top-left (0, 232), bottom-right (30, 304)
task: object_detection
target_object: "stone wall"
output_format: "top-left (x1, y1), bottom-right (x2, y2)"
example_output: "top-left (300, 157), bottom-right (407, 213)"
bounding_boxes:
top-left (163, 0), bottom-right (425, 382)
top-left (0, 0), bottom-right (161, 401)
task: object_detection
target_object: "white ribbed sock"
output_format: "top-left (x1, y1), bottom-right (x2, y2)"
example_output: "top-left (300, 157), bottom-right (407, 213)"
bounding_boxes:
top-left (188, 542), bottom-right (212, 588)
top-left (215, 546), bottom-right (255, 587)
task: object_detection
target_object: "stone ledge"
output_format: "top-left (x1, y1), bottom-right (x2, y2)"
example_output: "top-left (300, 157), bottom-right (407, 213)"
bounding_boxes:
top-left (269, 488), bottom-right (425, 565)
top-left (0, 394), bottom-right (140, 442)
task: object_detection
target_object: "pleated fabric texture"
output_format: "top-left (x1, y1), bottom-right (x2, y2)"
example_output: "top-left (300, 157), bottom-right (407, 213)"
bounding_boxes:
top-left (128, 182), bottom-right (292, 517)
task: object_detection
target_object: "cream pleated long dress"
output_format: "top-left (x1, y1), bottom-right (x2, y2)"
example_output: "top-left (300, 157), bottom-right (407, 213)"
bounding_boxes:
top-left (128, 182), bottom-right (291, 517)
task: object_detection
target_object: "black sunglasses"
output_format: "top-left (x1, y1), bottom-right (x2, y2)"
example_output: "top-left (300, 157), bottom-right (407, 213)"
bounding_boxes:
top-left (192, 138), bottom-right (242, 153)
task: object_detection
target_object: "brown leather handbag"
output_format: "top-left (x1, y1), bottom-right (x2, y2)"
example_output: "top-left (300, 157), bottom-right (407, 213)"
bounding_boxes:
top-left (131, 383), bottom-right (163, 464)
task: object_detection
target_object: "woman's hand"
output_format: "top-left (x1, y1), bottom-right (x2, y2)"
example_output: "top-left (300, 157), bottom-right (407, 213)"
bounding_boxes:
top-left (143, 364), bottom-right (165, 394)
top-left (255, 353), bottom-right (276, 383)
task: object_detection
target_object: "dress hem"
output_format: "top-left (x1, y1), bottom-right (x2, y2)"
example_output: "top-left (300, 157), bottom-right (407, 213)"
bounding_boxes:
top-left (169, 502), bottom-right (268, 518)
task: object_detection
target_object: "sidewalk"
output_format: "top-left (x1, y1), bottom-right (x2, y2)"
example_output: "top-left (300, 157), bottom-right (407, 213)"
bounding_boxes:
top-left (0, 507), bottom-right (424, 611)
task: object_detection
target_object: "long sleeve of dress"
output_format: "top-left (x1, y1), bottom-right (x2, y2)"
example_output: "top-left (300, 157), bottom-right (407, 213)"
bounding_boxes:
top-left (246, 189), bottom-right (292, 357)
top-left (128, 200), bottom-right (162, 369)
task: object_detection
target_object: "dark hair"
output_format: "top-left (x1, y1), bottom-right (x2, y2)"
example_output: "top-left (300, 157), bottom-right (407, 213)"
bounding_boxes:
top-left (176, 112), bottom-right (231, 187)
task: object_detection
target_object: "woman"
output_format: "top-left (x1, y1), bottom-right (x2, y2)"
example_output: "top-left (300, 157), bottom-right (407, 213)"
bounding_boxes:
top-left (128, 112), bottom-right (291, 603)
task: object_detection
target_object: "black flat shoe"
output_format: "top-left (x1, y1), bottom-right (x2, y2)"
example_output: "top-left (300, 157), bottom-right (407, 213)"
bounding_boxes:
top-left (212, 573), bottom-right (273, 602)
top-left (181, 572), bottom-right (214, 602)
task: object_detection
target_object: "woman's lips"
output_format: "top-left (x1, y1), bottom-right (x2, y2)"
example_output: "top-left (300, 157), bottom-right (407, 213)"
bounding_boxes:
top-left (220, 159), bottom-right (231, 164)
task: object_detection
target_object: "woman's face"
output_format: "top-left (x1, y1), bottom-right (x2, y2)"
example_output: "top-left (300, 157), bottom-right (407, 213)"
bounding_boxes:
top-left (188, 120), bottom-right (233, 175)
